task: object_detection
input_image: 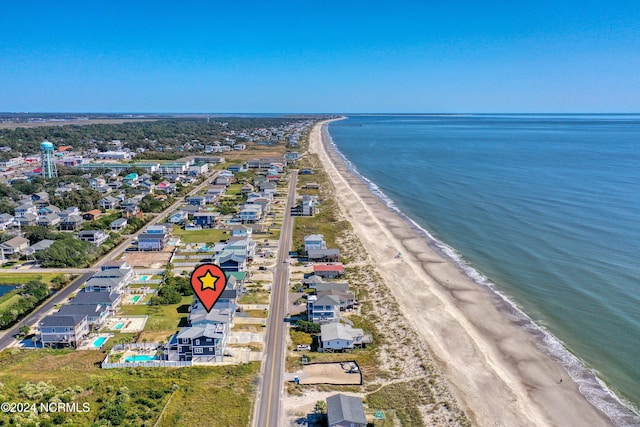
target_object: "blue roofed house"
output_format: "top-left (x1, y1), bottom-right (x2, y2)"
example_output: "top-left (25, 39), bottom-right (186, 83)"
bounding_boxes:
top-left (193, 212), bottom-right (221, 229)
top-left (138, 225), bottom-right (169, 251)
top-left (187, 195), bottom-right (207, 206)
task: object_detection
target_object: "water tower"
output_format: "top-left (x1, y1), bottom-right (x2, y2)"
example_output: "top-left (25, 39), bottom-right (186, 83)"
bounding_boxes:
top-left (40, 140), bottom-right (58, 179)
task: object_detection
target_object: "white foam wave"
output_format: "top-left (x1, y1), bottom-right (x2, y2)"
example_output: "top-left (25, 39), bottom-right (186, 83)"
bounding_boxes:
top-left (323, 123), bottom-right (640, 426)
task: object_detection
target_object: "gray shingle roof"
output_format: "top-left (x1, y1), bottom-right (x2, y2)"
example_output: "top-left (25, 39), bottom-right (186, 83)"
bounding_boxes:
top-left (69, 291), bottom-right (119, 305)
top-left (40, 314), bottom-right (86, 328)
top-left (326, 394), bottom-right (367, 425)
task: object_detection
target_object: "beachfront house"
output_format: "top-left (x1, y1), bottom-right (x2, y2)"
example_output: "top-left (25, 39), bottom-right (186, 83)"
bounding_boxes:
top-left (307, 248), bottom-right (341, 263)
top-left (307, 295), bottom-right (341, 324)
top-left (320, 323), bottom-right (371, 352)
top-left (39, 314), bottom-right (89, 349)
top-left (166, 324), bottom-right (227, 363)
top-left (326, 394), bottom-right (367, 427)
top-left (304, 234), bottom-right (326, 252)
top-left (313, 264), bottom-right (346, 279)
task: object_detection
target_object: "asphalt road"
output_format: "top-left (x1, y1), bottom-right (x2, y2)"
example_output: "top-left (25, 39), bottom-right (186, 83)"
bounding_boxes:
top-left (254, 171), bottom-right (297, 427)
top-left (0, 170), bottom-right (219, 351)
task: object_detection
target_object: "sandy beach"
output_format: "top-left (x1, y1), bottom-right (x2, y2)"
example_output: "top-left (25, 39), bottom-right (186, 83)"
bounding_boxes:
top-left (309, 119), bottom-right (614, 426)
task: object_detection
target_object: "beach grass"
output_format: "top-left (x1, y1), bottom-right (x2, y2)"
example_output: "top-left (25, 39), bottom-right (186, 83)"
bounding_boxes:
top-left (0, 273), bottom-right (64, 285)
top-left (0, 348), bottom-right (258, 426)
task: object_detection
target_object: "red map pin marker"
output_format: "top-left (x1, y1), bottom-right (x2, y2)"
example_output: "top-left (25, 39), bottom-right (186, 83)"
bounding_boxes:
top-left (190, 263), bottom-right (227, 312)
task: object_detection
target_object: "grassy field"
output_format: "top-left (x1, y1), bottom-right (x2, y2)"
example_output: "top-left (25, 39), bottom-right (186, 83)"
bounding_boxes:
top-left (0, 273), bottom-right (63, 284)
top-left (172, 226), bottom-right (230, 244)
top-left (237, 290), bottom-right (270, 304)
top-left (119, 296), bottom-right (192, 342)
top-left (0, 292), bottom-right (21, 311)
top-left (0, 348), bottom-right (259, 427)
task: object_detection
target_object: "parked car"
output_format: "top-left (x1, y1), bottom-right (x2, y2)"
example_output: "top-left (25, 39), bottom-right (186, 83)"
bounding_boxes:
top-left (296, 344), bottom-right (311, 351)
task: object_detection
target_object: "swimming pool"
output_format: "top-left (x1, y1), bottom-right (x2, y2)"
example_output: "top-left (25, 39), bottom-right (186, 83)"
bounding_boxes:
top-left (131, 295), bottom-right (141, 303)
top-left (124, 355), bottom-right (157, 363)
top-left (93, 337), bottom-right (108, 347)
top-left (139, 275), bottom-right (149, 281)
top-left (113, 322), bottom-right (124, 330)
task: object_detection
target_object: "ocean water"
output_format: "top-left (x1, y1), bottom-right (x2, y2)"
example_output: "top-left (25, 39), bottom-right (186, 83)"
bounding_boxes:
top-left (328, 114), bottom-right (640, 424)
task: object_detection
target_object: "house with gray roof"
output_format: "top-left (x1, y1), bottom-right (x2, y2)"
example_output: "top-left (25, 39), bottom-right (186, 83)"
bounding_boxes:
top-left (36, 213), bottom-right (61, 228)
top-left (56, 304), bottom-right (109, 328)
top-left (320, 323), bottom-right (372, 353)
top-left (307, 294), bottom-right (341, 324)
top-left (0, 213), bottom-right (14, 231)
top-left (166, 323), bottom-right (227, 363)
top-left (0, 236), bottom-right (29, 257)
top-left (25, 239), bottom-right (55, 256)
top-left (39, 314), bottom-right (89, 348)
top-left (326, 394), bottom-right (367, 427)
top-left (307, 248), bottom-right (341, 263)
top-left (110, 218), bottom-right (128, 231)
top-left (69, 291), bottom-right (122, 313)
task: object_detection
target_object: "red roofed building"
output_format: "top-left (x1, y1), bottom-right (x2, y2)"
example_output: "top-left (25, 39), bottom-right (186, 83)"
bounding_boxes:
top-left (313, 264), bottom-right (345, 279)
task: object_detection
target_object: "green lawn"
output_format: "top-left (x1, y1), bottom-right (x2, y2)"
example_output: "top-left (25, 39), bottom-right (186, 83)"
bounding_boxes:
top-left (119, 296), bottom-right (192, 336)
top-left (0, 273), bottom-right (66, 285)
top-left (172, 226), bottom-right (229, 244)
top-left (0, 292), bottom-right (21, 311)
top-left (0, 349), bottom-right (259, 427)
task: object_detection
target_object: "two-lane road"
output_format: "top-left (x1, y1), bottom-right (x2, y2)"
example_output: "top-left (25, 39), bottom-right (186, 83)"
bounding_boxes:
top-left (254, 171), bottom-right (297, 427)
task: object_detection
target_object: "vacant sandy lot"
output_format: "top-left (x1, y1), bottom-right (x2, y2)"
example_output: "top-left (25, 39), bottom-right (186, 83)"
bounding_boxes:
top-left (291, 362), bottom-right (362, 385)
top-left (122, 251), bottom-right (172, 268)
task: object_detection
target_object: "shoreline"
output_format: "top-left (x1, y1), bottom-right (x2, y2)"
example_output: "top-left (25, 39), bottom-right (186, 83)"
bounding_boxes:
top-left (310, 118), bottom-right (622, 426)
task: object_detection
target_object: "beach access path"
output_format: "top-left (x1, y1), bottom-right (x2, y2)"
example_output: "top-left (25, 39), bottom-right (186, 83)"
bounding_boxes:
top-left (310, 119), bottom-right (613, 427)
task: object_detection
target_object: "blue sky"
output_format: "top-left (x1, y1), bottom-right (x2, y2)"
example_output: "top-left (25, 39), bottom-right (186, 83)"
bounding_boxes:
top-left (1, 1), bottom-right (639, 113)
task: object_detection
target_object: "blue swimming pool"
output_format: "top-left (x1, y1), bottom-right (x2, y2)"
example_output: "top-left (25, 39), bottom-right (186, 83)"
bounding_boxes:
top-left (93, 337), bottom-right (108, 348)
top-left (113, 322), bottom-right (124, 330)
top-left (124, 355), bottom-right (157, 363)
top-left (139, 275), bottom-right (149, 281)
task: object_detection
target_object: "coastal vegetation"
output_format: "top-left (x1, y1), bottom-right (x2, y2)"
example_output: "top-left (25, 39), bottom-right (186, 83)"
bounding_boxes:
top-left (0, 117), bottom-right (309, 159)
top-left (0, 348), bottom-right (259, 426)
top-left (0, 276), bottom-right (74, 329)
